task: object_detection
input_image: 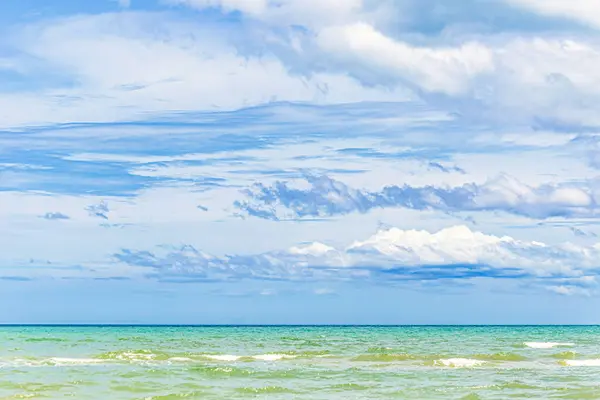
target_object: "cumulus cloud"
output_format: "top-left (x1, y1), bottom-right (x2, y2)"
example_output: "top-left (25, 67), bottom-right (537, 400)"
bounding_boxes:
top-left (235, 174), bottom-right (599, 220)
top-left (114, 225), bottom-right (600, 290)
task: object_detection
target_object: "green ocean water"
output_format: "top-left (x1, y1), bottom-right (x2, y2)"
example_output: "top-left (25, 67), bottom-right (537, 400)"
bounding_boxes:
top-left (2, 326), bottom-right (600, 399)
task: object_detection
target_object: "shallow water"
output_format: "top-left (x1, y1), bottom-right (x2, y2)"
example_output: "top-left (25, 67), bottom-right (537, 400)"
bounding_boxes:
top-left (2, 326), bottom-right (600, 399)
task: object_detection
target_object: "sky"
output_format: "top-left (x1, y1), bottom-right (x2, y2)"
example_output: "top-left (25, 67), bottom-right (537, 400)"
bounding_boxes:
top-left (3, 0), bottom-right (600, 324)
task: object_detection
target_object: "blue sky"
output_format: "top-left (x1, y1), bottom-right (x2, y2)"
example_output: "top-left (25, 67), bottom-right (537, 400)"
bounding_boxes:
top-left (3, 0), bottom-right (600, 324)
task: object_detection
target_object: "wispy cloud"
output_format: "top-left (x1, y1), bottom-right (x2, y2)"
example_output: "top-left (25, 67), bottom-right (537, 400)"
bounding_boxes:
top-left (86, 201), bottom-right (110, 220)
top-left (235, 174), bottom-right (598, 220)
top-left (0, 276), bottom-right (34, 282)
top-left (427, 162), bottom-right (465, 174)
top-left (40, 212), bottom-right (70, 220)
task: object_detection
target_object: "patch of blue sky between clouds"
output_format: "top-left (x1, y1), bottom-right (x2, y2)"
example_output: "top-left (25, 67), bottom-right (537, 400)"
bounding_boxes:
top-left (0, 102), bottom-right (460, 198)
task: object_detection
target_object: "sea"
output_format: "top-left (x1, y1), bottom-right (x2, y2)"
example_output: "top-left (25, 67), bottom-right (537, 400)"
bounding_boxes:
top-left (1, 325), bottom-right (600, 399)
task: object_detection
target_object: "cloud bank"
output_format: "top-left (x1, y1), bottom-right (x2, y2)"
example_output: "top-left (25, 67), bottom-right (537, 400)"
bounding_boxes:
top-left (114, 225), bottom-right (600, 295)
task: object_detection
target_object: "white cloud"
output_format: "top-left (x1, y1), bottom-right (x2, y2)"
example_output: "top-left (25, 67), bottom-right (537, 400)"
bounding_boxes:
top-left (546, 285), bottom-right (592, 296)
top-left (2, 2), bottom-right (600, 128)
top-left (547, 285), bottom-right (575, 295)
top-left (473, 175), bottom-right (594, 213)
top-left (289, 242), bottom-right (336, 256)
top-left (4, 1), bottom-right (600, 296)
top-left (160, 0), bottom-right (600, 127)
top-left (236, 174), bottom-right (600, 221)
top-left (316, 22), bottom-right (600, 125)
top-left (318, 22), bottom-right (495, 96)
top-left (114, 224), bottom-right (600, 285)
top-left (347, 225), bottom-right (558, 272)
top-left (314, 288), bottom-right (335, 295)
top-left (0, 12), bottom-right (413, 128)
top-left (505, 0), bottom-right (600, 29)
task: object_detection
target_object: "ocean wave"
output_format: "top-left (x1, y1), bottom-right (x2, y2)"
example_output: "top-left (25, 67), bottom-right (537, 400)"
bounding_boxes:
top-left (352, 354), bottom-right (417, 362)
top-left (24, 337), bottom-right (68, 343)
top-left (352, 352), bottom-right (524, 363)
top-left (330, 382), bottom-right (373, 390)
top-left (46, 358), bottom-right (104, 366)
top-left (201, 354), bottom-right (297, 362)
top-left (560, 359), bottom-right (600, 367)
top-left (468, 381), bottom-right (539, 391)
top-left (472, 352), bottom-right (527, 361)
top-left (551, 351), bottom-right (578, 359)
top-left (5, 351), bottom-right (188, 366)
top-left (141, 391), bottom-right (205, 400)
top-left (95, 350), bottom-right (169, 362)
top-left (366, 347), bottom-right (395, 353)
top-left (3, 351), bottom-right (314, 368)
top-left (524, 342), bottom-right (575, 349)
top-left (0, 357), bottom-right (105, 367)
top-left (167, 357), bottom-right (193, 362)
top-left (432, 358), bottom-right (486, 368)
top-left (235, 386), bottom-right (295, 394)
top-left (188, 365), bottom-right (255, 377)
top-left (202, 355), bottom-right (242, 362)
top-left (252, 354), bottom-right (296, 361)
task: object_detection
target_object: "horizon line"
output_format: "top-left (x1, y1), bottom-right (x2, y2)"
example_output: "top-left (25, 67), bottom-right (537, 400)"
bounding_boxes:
top-left (1, 324), bottom-right (599, 327)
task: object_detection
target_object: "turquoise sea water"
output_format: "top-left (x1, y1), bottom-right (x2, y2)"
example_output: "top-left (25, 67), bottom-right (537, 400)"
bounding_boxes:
top-left (2, 326), bottom-right (600, 399)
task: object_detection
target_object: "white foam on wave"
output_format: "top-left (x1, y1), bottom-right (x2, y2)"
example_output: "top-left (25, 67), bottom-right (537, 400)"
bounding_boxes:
top-left (48, 357), bottom-right (104, 366)
top-left (433, 358), bottom-right (486, 368)
top-left (202, 354), bottom-right (296, 362)
top-left (168, 357), bottom-right (193, 362)
top-left (1, 358), bottom-right (105, 367)
top-left (0, 359), bottom-right (36, 368)
top-left (111, 352), bottom-right (157, 361)
top-left (524, 342), bottom-right (575, 349)
top-left (252, 354), bottom-right (296, 361)
top-left (562, 359), bottom-right (600, 367)
top-left (203, 355), bottom-right (241, 362)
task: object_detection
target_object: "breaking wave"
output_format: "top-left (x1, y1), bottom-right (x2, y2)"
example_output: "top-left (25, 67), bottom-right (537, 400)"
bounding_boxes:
top-left (431, 358), bottom-right (486, 368)
top-left (560, 359), bottom-right (600, 367)
top-left (524, 342), bottom-right (575, 349)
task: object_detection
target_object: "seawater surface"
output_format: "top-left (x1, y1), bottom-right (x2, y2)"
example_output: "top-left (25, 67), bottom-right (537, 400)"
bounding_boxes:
top-left (2, 326), bottom-right (600, 399)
